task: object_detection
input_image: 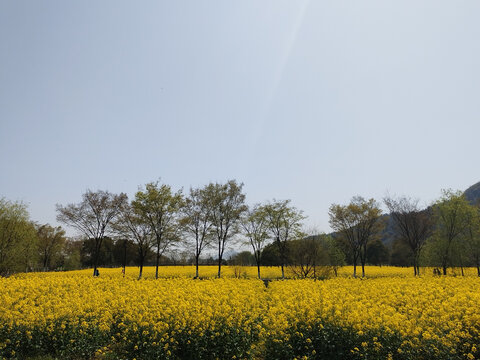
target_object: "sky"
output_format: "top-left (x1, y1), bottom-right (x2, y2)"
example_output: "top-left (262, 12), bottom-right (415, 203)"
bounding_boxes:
top-left (1, 1), bottom-right (479, 238)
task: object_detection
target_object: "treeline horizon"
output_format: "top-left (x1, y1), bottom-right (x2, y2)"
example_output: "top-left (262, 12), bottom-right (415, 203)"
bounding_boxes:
top-left (1, 179), bottom-right (480, 278)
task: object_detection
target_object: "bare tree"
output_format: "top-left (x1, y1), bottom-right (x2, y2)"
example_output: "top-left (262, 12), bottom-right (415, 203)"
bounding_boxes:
top-left (181, 186), bottom-right (214, 278)
top-left (56, 190), bottom-right (127, 277)
top-left (383, 195), bottom-right (433, 276)
top-left (132, 181), bottom-right (183, 279)
top-left (206, 180), bottom-right (247, 278)
top-left (263, 199), bottom-right (305, 279)
top-left (114, 200), bottom-right (154, 279)
top-left (241, 204), bottom-right (270, 279)
top-left (329, 196), bottom-right (383, 278)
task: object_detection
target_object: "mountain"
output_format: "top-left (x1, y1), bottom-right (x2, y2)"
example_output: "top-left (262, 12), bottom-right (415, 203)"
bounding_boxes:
top-left (464, 181), bottom-right (480, 205)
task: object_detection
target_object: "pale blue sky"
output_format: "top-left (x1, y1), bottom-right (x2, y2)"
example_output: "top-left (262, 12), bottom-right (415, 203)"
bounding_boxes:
top-left (1, 1), bottom-right (479, 235)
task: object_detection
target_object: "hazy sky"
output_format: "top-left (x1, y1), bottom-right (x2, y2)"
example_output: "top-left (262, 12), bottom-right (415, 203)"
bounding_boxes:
top-left (1, 1), bottom-right (479, 237)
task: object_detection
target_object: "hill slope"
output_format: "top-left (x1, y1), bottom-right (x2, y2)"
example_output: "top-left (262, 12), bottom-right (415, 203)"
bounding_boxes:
top-left (464, 181), bottom-right (480, 204)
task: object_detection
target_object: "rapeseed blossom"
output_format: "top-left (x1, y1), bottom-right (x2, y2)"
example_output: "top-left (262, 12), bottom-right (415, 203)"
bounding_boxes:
top-left (0, 266), bottom-right (479, 359)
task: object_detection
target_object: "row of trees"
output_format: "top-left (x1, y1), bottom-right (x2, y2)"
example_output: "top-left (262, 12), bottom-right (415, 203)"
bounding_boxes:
top-left (55, 180), bottom-right (307, 279)
top-left (328, 190), bottom-right (480, 277)
top-left (0, 198), bottom-right (70, 275)
top-left (2, 181), bottom-right (480, 278)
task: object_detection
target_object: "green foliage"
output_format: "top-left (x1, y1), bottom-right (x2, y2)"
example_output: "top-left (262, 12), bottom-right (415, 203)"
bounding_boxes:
top-left (424, 189), bottom-right (479, 274)
top-left (37, 224), bottom-right (66, 271)
top-left (0, 198), bottom-right (37, 275)
top-left (203, 180), bottom-right (247, 277)
top-left (133, 181), bottom-right (184, 278)
top-left (263, 321), bottom-right (471, 360)
top-left (329, 197), bottom-right (385, 277)
top-left (367, 239), bottom-right (390, 266)
top-left (0, 320), bottom-right (261, 360)
top-left (262, 199), bottom-right (305, 279)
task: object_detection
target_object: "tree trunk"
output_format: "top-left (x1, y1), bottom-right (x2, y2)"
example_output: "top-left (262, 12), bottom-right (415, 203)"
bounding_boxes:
top-left (195, 254), bottom-right (200, 279)
top-left (442, 264), bottom-right (447, 276)
top-left (43, 253), bottom-right (48, 272)
top-left (256, 250), bottom-right (261, 279)
top-left (477, 264), bottom-right (480, 277)
top-left (217, 256), bottom-right (222, 278)
top-left (93, 247), bottom-right (99, 277)
top-left (122, 240), bottom-right (127, 277)
top-left (155, 242), bottom-right (160, 279)
top-left (281, 264), bottom-right (285, 279)
top-left (138, 260), bottom-right (144, 280)
top-left (361, 262), bottom-right (365, 278)
top-left (93, 237), bottom-right (103, 277)
top-left (353, 262), bottom-right (357, 278)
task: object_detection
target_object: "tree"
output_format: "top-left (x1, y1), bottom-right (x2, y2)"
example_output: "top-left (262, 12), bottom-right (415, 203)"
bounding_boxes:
top-left (241, 204), bottom-right (270, 279)
top-left (288, 236), bottom-right (322, 279)
top-left (37, 224), bottom-right (66, 271)
top-left (428, 189), bottom-right (477, 275)
top-left (132, 181), bottom-right (183, 279)
top-left (206, 180), bottom-right (247, 278)
top-left (229, 251), bottom-right (256, 266)
top-left (259, 242), bottom-right (282, 267)
top-left (62, 239), bottom-right (82, 270)
top-left (463, 202), bottom-right (480, 276)
top-left (114, 200), bottom-right (154, 279)
top-left (0, 198), bottom-right (37, 275)
top-left (324, 235), bottom-right (345, 276)
top-left (263, 199), bottom-right (305, 279)
top-left (81, 236), bottom-right (115, 267)
top-left (329, 196), bottom-right (384, 278)
top-left (181, 186), bottom-right (214, 278)
top-left (366, 239), bottom-right (390, 266)
top-left (383, 195), bottom-right (433, 276)
top-left (56, 190), bottom-right (127, 276)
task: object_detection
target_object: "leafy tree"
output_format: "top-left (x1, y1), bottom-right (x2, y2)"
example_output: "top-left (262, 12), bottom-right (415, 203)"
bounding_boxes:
top-left (229, 251), bottom-right (256, 266)
top-left (181, 186), bottom-right (214, 278)
top-left (132, 181), bottom-right (183, 279)
top-left (427, 189), bottom-right (478, 275)
top-left (389, 238), bottom-right (414, 267)
top-left (366, 239), bottom-right (390, 266)
top-left (0, 198), bottom-right (38, 275)
top-left (464, 209), bottom-right (480, 276)
top-left (56, 190), bottom-right (127, 276)
top-left (81, 236), bottom-right (116, 267)
top-left (241, 204), bottom-right (270, 279)
top-left (62, 238), bottom-right (82, 270)
top-left (383, 195), bottom-right (433, 275)
top-left (259, 242), bottom-right (282, 267)
top-left (37, 224), bottom-right (66, 271)
top-left (206, 180), bottom-right (247, 278)
top-left (324, 235), bottom-right (345, 276)
top-left (288, 236), bottom-right (324, 279)
top-left (112, 239), bottom-right (137, 269)
top-left (286, 232), bottom-right (344, 279)
top-left (329, 196), bottom-right (384, 277)
top-left (114, 200), bottom-right (154, 279)
top-left (263, 199), bottom-right (305, 279)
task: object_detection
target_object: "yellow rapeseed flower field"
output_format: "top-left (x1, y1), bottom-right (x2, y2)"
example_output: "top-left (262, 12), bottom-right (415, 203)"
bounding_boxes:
top-left (0, 266), bottom-right (479, 360)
